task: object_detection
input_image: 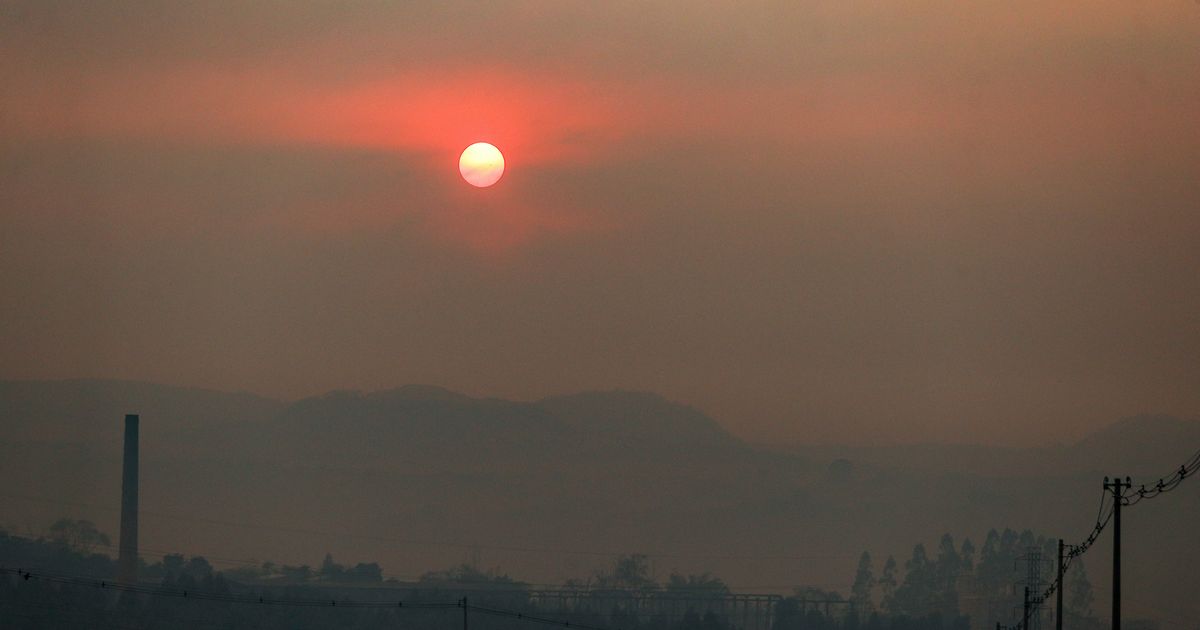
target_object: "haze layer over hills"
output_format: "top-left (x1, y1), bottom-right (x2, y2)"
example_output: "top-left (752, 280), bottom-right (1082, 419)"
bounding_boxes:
top-left (2, 379), bottom-right (1198, 623)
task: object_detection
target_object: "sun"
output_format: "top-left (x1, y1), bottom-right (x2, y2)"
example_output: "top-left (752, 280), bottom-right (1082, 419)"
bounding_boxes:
top-left (459, 142), bottom-right (505, 187)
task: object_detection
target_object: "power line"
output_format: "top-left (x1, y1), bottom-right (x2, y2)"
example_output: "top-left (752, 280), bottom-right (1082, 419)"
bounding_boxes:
top-left (9, 440), bottom-right (1196, 630)
top-left (1123, 449), bottom-right (1200, 508)
top-left (0, 566), bottom-right (619, 630)
top-left (999, 448), bottom-right (1199, 630)
top-left (465, 602), bottom-right (613, 630)
top-left (0, 566), bottom-right (459, 609)
top-left (0, 598), bottom-right (233, 630)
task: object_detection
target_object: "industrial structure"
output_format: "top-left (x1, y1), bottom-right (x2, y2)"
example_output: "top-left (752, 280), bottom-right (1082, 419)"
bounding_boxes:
top-left (118, 413), bottom-right (139, 584)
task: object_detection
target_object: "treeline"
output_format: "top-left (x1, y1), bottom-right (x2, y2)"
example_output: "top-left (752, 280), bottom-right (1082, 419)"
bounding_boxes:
top-left (1, 521), bottom-right (1106, 630)
top-left (0, 526), bottom-right (740, 630)
top-left (223, 552), bottom-right (384, 584)
top-left (841, 530), bottom-right (1102, 630)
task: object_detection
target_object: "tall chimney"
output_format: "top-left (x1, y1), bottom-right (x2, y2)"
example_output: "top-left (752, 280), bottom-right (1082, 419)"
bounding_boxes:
top-left (118, 414), bottom-right (139, 583)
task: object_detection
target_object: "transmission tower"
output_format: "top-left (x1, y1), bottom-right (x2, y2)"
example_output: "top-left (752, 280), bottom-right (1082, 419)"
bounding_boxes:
top-left (1018, 546), bottom-right (1048, 630)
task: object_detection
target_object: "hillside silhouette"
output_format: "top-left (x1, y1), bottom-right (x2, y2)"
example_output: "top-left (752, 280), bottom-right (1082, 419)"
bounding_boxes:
top-left (1, 379), bottom-right (1198, 623)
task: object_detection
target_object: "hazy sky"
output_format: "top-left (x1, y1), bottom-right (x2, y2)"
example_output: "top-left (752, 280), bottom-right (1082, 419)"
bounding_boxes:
top-left (2, 1), bottom-right (1198, 445)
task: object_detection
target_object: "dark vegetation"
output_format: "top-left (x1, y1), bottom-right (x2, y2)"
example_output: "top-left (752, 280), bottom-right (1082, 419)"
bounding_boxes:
top-left (2, 380), bottom-right (1193, 628)
top-left (1, 522), bottom-right (1105, 630)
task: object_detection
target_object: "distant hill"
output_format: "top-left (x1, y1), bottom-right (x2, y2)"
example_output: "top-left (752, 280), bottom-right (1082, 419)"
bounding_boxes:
top-left (241, 386), bottom-right (578, 473)
top-left (2, 379), bottom-right (1198, 625)
top-left (539, 390), bottom-right (740, 452)
top-left (1063, 413), bottom-right (1200, 474)
top-left (770, 414), bottom-right (1200, 478)
top-left (205, 386), bottom-right (754, 476)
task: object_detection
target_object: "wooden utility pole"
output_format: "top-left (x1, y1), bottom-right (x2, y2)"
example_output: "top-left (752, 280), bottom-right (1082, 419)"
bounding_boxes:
top-left (1104, 476), bottom-right (1131, 630)
top-left (1056, 539), bottom-right (1064, 630)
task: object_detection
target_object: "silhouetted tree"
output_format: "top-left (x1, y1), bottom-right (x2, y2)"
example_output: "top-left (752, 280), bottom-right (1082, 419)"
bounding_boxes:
top-left (1066, 558), bottom-right (1095, 620)
top-left (933, 534), bottom-right (960, 617)
top-left (666, 572), bottom-right (729, 597)
top-left (419, 562), bottom-right (527, 589)
top-left (281, 564), bottom-right (312, 582)
top-left (775, 588), bottom-right (846, 630)
top-left (185, 556), bottom-right (214, 579)
top-left (346, 562), bottom-right (383, 583)
top-left (595, 554), bottom-right (657, 591)
top-left (46, 518), bottom-right (110, 554)
top-left (319, 552), bottom-right (343, 580)
top-left (890, 544), bottom-right (932, 617)
top-left (959, 538), bottom-right (974, 573)
top-left (878, 555), bottom-right (898, 613)
top-left (850, 551), bottom-right (874, 618)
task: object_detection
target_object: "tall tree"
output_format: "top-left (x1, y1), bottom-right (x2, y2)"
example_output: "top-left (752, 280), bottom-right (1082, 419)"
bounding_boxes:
top-left (878, 555), bottom-right (898, 614)
top-left (1066, 559), bottom-right (1095, 620)
top-left (850, 551), bottom-right (875, 618)
top-left (46, 518), bottom-right (110, 554)
top-left (320, 552), bottom-right (344, 580)
top-left (934, 533), bottom-right (962, 617)
top-left (596, 554), bottom-right (657, 591)
top-left (960, 538), bottom-right (975, 573)
top-left (891, 544), bottom-right (933, 617)
top-left (667, 572), bottom-right (729, 598)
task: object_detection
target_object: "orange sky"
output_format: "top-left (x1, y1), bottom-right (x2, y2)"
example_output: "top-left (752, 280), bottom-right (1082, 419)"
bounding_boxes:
top-left (1, 1), bottom-right (1198, 444)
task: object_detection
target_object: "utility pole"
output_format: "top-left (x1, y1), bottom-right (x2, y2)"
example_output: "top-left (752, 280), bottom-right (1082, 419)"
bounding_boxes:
top-left (463, 596), bottom-right (469, 630)
top-left (1024, 587), bottom-right (1031, 630)
top-left (1104, 476), bottom-right (1130, 630)
top-left (1055, 539), bottom-right (1064, 630)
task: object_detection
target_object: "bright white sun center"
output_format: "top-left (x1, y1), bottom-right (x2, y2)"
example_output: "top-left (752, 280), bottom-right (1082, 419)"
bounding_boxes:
top-left (459, 142), bottom-right (505, 187)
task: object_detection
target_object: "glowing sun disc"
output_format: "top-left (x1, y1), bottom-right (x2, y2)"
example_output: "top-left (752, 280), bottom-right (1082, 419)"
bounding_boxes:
top-left (459, 142), bottom-right (505, 187)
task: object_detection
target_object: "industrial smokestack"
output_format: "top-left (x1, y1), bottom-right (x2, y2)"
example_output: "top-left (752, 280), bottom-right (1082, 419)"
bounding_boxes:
top-left (118, 414), bottom-right (139, 583)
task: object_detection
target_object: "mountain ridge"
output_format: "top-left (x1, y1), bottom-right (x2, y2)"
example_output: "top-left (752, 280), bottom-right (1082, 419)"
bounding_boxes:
top-left (5, 379), bottom-right (1195, 459)
top-left (2, 379), bottom-right (1199, 623)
